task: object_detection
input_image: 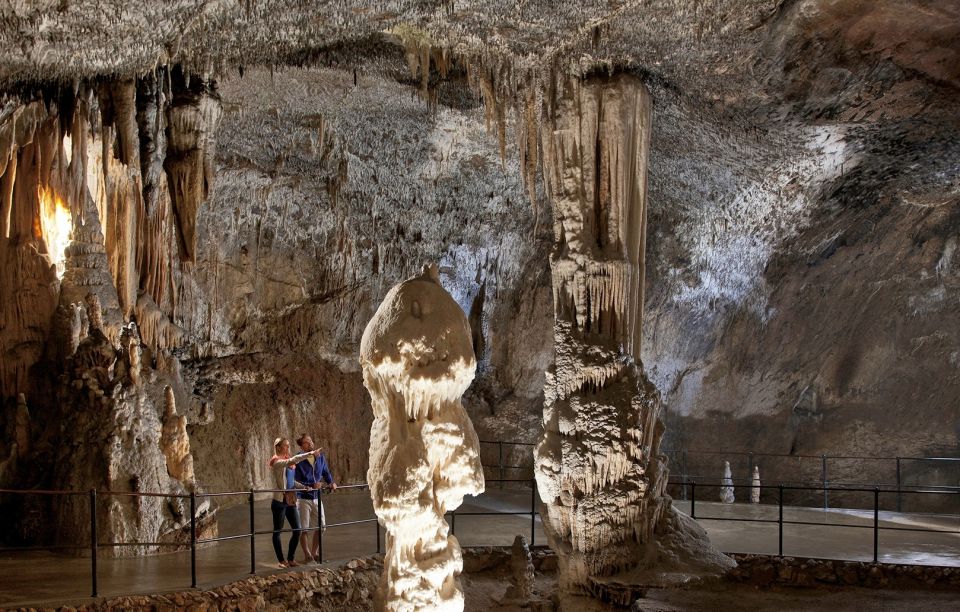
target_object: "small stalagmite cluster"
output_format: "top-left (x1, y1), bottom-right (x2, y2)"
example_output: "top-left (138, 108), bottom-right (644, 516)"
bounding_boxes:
top-left (534, 74), bottom-right (731, 604)
top-left (360, 264), bottom-right (484, 612)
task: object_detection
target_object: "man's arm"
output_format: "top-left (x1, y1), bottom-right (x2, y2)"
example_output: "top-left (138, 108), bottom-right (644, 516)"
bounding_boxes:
top-left (320, 454), bottom-right (337, 488)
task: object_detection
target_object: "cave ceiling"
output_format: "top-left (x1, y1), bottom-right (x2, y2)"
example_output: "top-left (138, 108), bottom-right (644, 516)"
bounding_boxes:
top-left (1, 1), bottom-right (956, 118)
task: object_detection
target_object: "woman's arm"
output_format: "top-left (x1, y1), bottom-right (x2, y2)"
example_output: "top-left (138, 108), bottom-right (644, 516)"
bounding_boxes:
top-left (272, 451), bottom-right (313, 468)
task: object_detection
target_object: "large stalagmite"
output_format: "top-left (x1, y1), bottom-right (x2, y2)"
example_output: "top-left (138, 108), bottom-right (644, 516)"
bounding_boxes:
top-left (360, 264), bottom-right (484, 612)
top-left (534, 74), bottom-right (732, 605)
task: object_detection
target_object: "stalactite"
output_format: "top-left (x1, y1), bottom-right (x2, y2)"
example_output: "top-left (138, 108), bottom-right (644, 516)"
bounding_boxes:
top-left (1, 67), bottom-right (218, 398)
top-left (135, 292), bottom-right (186, 353)
top-left (163, 74), bottom-right (222, 263)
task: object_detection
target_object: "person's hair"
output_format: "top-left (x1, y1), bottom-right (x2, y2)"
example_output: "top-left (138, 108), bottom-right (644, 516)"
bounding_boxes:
top-left (274, 437), bottom-right (286, 451)
top-left (296, 433), bottom-right (309, 447)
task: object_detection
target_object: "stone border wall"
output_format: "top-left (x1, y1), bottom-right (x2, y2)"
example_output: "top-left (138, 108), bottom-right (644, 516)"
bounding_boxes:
top-left (9, 557), bottom-right (382, 612)
top-left (727, 554), bottom-right (960, 590)
top-left (10, 549), bottom-right (960, 611)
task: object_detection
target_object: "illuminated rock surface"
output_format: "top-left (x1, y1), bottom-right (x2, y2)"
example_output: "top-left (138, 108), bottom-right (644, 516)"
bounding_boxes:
top-left (360, 264), bottom-right (484, 611)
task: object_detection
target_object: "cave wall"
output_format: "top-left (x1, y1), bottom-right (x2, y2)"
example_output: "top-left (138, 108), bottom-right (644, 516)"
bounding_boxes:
top-left (640, 0), bottom-right (960, 487)
top-left (178, 65), bottom-right (552, 493)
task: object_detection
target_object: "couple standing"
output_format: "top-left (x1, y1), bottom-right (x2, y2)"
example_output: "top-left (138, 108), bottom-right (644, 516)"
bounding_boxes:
top-left (269, 434), bottom-right (338, 568)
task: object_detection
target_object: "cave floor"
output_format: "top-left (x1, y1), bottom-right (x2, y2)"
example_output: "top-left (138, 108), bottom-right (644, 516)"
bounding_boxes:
top-left (673, 500), bottom-right (960, 566)
top-left (462, 571), bottom-right (960, 612)
top-left (0, 489), bottom-right (957, 607)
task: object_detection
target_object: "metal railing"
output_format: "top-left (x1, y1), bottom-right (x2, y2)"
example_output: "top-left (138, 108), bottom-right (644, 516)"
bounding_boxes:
top-left (478, 439), bottom-right (535, 484)
top-left (474, 441), bottom-right (960, 513)
top-left (678, 478), bottom-right (960, 563)
top-left (0, 475), bottom-right (539, 601)
top-left (2, 441), bottom-right (959, 603)
top-left (663, 448), bottom-right (960, 512)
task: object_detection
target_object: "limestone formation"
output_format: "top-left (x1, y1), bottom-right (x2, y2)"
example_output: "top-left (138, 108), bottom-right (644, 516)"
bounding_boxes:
top-left (502, 535), bottom-right (536, 603)
top-left (126, 326), bottom-right (143, 387)
top-left (534, 74), bottom-right (662, 594)
top-left (360, 264), bottom-right (484, 612)
top-left (720, 461), bottom-right (735, 504)
top-left (750, 466), bottom-right (761, 504)
top-left (160, 386), bottom-right (196, 487)
top-left (534, 74), bottom-right (731, 604)
top-left (0, 0), bottom-right (955, 579)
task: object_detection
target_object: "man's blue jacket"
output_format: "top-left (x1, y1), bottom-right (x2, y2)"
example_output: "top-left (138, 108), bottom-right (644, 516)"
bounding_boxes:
top-left (293, 453), bottom-right (336, 501)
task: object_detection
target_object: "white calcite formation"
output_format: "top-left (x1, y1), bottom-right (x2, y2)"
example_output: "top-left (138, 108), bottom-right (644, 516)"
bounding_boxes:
top-left (751, 466), bottom-right (761, 504)
top-left (360, 264), bottom-right (484, 612)
top-left (720, 461), bottom-right (735, 504)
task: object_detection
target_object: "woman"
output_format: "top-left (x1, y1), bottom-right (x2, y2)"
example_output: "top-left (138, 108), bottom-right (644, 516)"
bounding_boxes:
top-left (269, 437), bottom-right (320, 568)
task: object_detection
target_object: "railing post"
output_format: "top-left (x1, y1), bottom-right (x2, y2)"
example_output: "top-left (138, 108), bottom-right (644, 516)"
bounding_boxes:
top-left (530, 479), bottom-right (536, 546)
top-left (89, 489), bottom-right (98, 598)
top-left (778, 484), bottom-right (784, 557)
top-left (249, 489), bottom-right (256, 574)
top-left (896, 457), bottom-right (902, 513)
top-left (450, 510), bottom-right (456, 536)
top-left (498, 441), bottom-right (504, 490)
top-left (821, 454), bottom-right (828, 510)
top-left (873, 486), bottom-right (879, 563)
top-left (690, 480), bottom-right (696, 519)
top-left (681, 450), bottom-right (688, 501)
top-left (318, 518), bottom-right (324, 563)
top-left (376, 520), bottom-right (381, 554)
top-left (190, 490), bottom-right (197, 588)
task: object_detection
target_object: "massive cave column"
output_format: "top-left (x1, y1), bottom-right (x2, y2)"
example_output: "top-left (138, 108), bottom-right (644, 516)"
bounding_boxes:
top-left (534, 74), bottom-right (730, 603)
top-left (359, 264), bottom-right (484, 612)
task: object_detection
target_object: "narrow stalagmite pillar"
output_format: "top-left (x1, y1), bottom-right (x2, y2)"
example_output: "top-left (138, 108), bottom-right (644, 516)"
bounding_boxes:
top-left (751, 466), bottom-right (761, 504)
top-left (360, 264), bottom-right (485, 612)
top-left (535, 74), bottom-right (731, 604)
top-left (720, 461), bottom-right (735, 503)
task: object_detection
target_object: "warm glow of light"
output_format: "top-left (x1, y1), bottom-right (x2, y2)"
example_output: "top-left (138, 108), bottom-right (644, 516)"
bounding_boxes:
top-left (63, 133), bottom-right (73, 165)
top-left (37, 186), bottom-right (72, 278)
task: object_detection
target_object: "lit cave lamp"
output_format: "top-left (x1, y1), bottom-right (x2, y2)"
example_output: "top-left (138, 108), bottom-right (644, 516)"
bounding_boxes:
top-left (37, 185), bottom-right (71, 278)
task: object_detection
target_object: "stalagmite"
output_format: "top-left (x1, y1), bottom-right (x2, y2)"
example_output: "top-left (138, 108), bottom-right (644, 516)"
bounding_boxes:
top-left (534, 74), bottom-right (732, 606)
top-left (126, 327), bottom-right (142, 386)
top-left (359, 264), bottom-right (484, 612)
top-left (503, 535), bottom-right (535, 603)
top-left (750, 466), bottom-right (761, 504)
top-left (720, 461), bottom-right (735, 504)
top-left (160, 386), bottom-right (196, 487)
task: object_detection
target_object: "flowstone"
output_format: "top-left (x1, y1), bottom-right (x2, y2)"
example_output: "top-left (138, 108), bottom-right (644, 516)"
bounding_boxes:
top-left (360, 264), bottom-right (485, 612)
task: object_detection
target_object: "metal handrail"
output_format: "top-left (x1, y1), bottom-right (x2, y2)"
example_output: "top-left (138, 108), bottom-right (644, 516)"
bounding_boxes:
top-left (0, 475), bottom-right (541, 601)
top-left (675, 478), bottom-right (960, 563)
top-left (1, 439), bottom-right (958, 603)
top-left (662, 448), bottom-right (960, 462)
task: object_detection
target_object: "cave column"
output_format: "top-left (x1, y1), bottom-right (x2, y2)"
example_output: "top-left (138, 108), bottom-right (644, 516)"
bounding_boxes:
top-left (533, 74), bottom-right (667, 599)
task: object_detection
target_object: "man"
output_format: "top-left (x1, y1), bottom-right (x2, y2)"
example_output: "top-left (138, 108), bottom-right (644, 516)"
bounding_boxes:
top-left (293, 433), bottom-right (337, 563)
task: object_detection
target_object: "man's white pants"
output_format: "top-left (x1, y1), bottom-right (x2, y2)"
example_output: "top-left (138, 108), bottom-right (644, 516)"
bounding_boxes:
top-left (297, 497), bottom-right (326, 532)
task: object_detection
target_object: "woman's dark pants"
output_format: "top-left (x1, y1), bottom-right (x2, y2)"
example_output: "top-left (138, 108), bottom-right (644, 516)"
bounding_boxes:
top-left (270, 499), bottom-right (301, 562)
